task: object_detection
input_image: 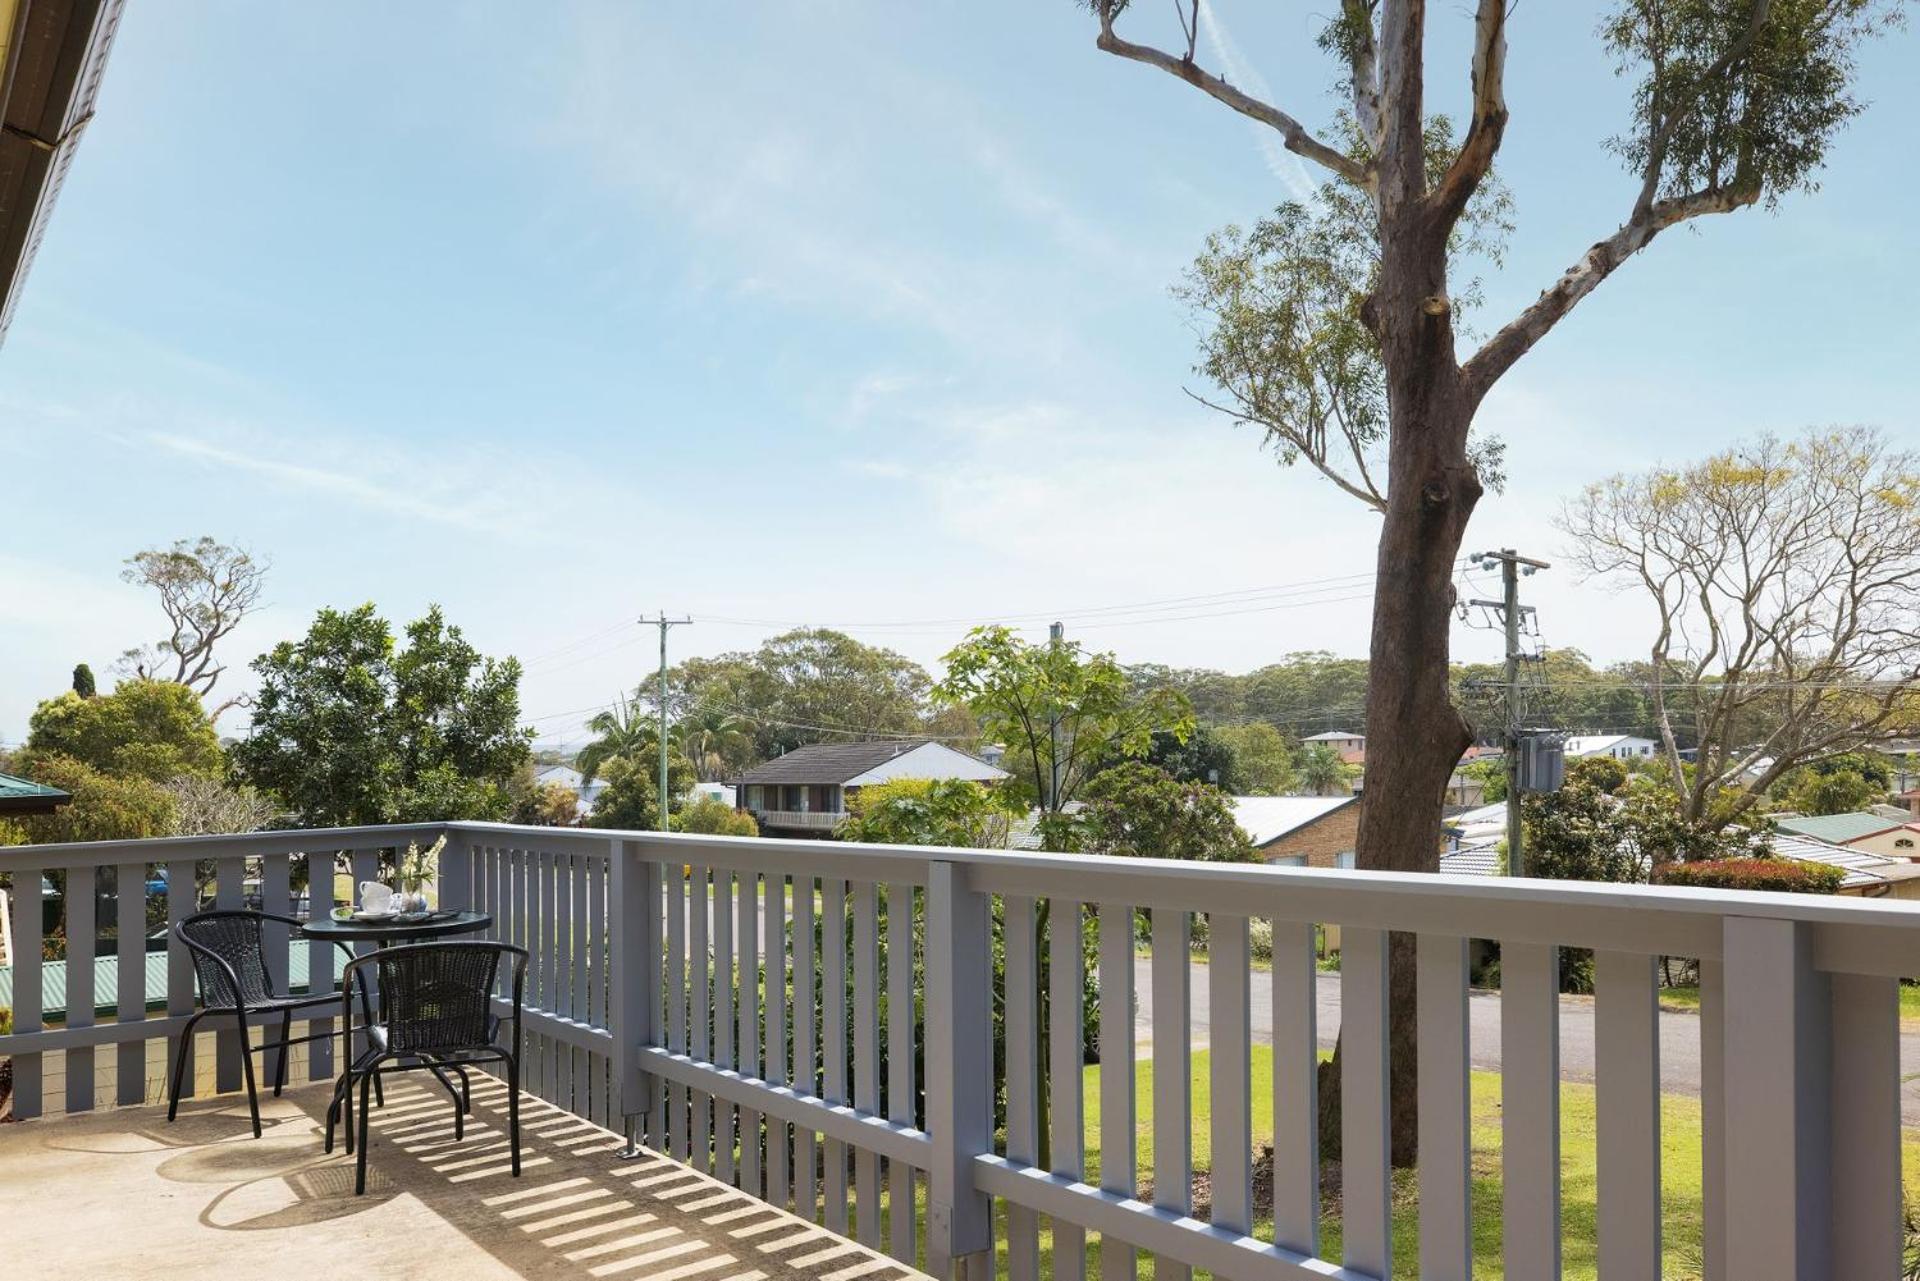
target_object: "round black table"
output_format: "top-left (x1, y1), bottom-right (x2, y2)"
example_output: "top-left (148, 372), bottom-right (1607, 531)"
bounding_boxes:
top-left (301, 909), bottom-right (492, 946)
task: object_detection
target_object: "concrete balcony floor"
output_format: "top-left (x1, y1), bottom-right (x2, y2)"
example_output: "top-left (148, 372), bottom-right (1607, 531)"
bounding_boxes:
top-left (0, 1076), bottom-right (927, 1281)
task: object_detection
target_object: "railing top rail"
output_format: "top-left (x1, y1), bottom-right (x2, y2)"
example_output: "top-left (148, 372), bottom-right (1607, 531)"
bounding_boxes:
top-left (0, 821), bottom-right (451, 873)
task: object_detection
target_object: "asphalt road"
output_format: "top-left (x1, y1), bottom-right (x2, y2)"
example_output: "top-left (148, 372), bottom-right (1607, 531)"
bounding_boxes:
top-left (1132, 958), bottom-right (1920, 1124)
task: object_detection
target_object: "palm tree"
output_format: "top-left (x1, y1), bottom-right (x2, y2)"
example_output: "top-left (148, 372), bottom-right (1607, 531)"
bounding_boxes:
top-left (678, 704), bottom-right (751, 782)
top-left (1298, 744), bottom-right (1352, 797)
top-left (576, 693), bottom-right (660, 785)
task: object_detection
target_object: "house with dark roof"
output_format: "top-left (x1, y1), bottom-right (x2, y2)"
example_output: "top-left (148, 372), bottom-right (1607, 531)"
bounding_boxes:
top-left (734, 739), bottom-right (1008, 836)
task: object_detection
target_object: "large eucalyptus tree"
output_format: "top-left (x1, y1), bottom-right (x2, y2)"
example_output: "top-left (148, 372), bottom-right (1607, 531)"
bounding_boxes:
top-left (1077, 0), bottom-right (1905, 1163)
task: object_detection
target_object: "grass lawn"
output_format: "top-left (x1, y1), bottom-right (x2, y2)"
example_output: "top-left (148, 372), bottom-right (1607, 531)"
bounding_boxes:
top-left (955, 1044), bottom-right (1920, 1280)
top-left (1657, 981), bottom-right (1920, 1027)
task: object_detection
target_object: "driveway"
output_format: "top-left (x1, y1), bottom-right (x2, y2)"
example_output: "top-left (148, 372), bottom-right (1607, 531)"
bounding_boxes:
top-left (1132, 958), bottom-right (1920, 1124)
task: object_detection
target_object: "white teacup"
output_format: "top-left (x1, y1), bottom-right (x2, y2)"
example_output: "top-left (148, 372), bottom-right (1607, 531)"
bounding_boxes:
top-left (359, 881), bottom-right (394, 915)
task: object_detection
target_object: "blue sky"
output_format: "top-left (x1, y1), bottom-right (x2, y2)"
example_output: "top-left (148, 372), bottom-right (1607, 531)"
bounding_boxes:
top-left (2, 3), bottom-right (1915, 748)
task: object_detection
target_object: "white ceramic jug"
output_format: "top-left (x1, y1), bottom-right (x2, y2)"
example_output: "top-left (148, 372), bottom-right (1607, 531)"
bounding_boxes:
top-left (359, 881), bottom-right (394, 914)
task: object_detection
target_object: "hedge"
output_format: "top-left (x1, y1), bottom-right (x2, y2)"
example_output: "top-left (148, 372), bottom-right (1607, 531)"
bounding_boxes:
top-left (1654, 857), bottom-right (1845, 894)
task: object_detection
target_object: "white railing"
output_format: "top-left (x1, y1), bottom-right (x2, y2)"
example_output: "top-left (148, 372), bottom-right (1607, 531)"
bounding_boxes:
top-left (5, 821), bottom-right (1920, 1280)
top-left (748, 809), bottom-right (843, 831)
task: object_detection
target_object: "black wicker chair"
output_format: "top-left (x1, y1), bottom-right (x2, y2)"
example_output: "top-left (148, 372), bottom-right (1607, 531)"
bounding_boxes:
top-left (326, 940), bottom-right (526, 1194)
top-left (168, 909), bottom-right (377, 1138)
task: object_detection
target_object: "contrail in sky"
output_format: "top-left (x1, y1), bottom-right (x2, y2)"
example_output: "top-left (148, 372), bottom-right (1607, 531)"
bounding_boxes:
top-left (1196, 0), bottom-right (1318, 200)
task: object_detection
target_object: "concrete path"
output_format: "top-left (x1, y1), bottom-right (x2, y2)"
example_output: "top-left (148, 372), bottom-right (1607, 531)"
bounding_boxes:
top-left (1133, 958), bottom-right (1920, 1124)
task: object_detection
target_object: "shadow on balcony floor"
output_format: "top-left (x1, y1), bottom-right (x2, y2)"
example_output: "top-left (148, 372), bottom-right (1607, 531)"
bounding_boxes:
top-left (0, 1075), bottom-right (926, 1281)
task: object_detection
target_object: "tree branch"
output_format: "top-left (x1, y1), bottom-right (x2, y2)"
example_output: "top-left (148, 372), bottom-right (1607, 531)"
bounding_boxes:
top-left (1430, 0), bottom-right (1509, 227)
top-left (1463, 184), bottom-right (1757, 399)
top-left (1094, 4), bottom-right (1372, 190)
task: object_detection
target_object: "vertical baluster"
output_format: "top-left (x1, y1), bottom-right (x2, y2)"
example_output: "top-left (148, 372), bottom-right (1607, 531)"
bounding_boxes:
top-left (1004, 894), bottom-right (1041, 1281)
top-left (1414, 933), bottom-right (1472, 1280)
top-left (64, 857), bottom-right (97, 1113)
top-left (260, 854), bottom-right (291, 1091)
top-left (551, 851), bottom-right (571, 1113)
top-left (1699, 958), bottom-right (1725, 1281)
top-left (767, 872), bottom-right (791, 1208)
top-left (852, 881), bottom-right (881, 1244)
top-left (572, 853), bottom-right (590, 1119)
top-left (305, 850), bottom-right (335, 1082)
top-left (1829, 972), bottom-right (1902, 1279)
top-left (739, 868), bottom-right (763, 1197)
top-left (1150, 908), bottom-right (1192, 1281)
top-left (666, 859), bottom-right (688, 1160)
top-left (165, 857), bottom-right (196, 1103)
top-left (587, 851), bottom-right (608, 1124)
top-left (689, 862), bottom-right (713, 1172)
top-left (715, 866), bottom-right (737, 1182)
top-left (795, 876), bottom-right (820, 1220)
top-left (822, 876), bottom-right (849, 1233)
top-left (1209, 912), bottom-right (1253, 1238)
top-left (1341, 926), bottom-right (1391, 1278)
top-left (1502, 940), bottom-right (1562, 1281)
top-left (9, 866), bottom-right (44, 1118)
top-left (1272, 918), bottom-right (1319, 1258)
top-left (540, 846), bottom-right (559, 1102)
top-left (1595, 950), bottom-right (1660, 1281)
top-left (117, 860), bottom-right (148, 1105)
top-left (887, 881), bottom-right (919, 1265)
top-left (215, 856), bottom-right (245, 1091)
top-left (1097, 901), bottom-right (1135, 1281)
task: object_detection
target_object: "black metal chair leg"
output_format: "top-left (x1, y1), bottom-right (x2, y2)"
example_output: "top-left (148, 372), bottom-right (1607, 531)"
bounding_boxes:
top-left (165, 1011), bottom-right (204, 1123)
top-left (507, 1056), bottom-right (521, 1177)
top-left (355, 1068), bottom-right (374, 1195)
top-left (236, 1013), bottom-right (263, 1138)
top-left (273, 1011), bottom-right (292, 1096)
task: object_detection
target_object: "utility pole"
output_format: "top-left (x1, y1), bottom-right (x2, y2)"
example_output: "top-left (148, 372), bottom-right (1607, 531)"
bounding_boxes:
top-left (638, 613), bottom-right (692, 831)
top-left (1468, 549), bottom-right (1549, 877)
top-left (1046, 621), bottom-right (1063, 811)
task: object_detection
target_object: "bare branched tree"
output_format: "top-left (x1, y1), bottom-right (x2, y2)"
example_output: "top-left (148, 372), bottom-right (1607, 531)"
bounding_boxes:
top-left (1562, 426), bottom-right (1920, 830)
top-left (119, 537), bottom-right (268, 723)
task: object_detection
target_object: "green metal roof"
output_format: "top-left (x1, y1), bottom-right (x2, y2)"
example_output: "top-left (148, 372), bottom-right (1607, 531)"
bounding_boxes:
top-left (0, 949), bottom-right (312, 1020)
top-left (0, 771), bottom-right (72, 814)
top-left (1774, 812), bottom-right (1909, 844)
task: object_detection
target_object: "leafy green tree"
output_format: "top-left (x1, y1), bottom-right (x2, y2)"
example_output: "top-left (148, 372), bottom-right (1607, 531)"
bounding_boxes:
top-left (935, 625), bottom-right (1194, 850)
top-left (577, 695), bottom-right (661, 786)
top-left (1134, 725), bottom-right (1243, 791)
top-left (512, 780), bottom-right (581, 827)
top-left (71, 664), bottom-right (96, 698)
top-left (1523, 759), bottom-right (1770, 886)
top-left (585, 754), bottom-right (684, 831)
top-left (1213, 723), bottom-right (1296, 795)
top-left (678, 705), bottom-right (754, 782)
top-left (25, 679), bottom-right (222, 783)
top-left (673, 796), bottom-right (759, 837)
top-left (1771, 752), bottom-right (1894, 816)
top-left (1297, 743), bottom-right (1353, 797)
top-left (0, 753), bottom-right (175, 845)
top-left (1458, 757), bottom-right (1506, 804)
top-left (836, 778), bottom-right (1018, 848)
top-left (231, 604), bottom-right (531, 827)
top-left (1077, 763), bottom-right (1255, 863)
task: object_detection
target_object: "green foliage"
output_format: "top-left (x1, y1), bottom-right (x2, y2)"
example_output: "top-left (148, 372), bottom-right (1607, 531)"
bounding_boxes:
top-left (231, 603), bottom-right (532, 827)
top-left (24, 679), bottom-right (222, 783)
top-left (1602, 0), bottom-right (1904, 210)
top-left (1771, 752), bottom-right (1894, 816)
top-left (673, 795), bottom-right (759, 837)
top-left (577, 694), bottom-right (662, 786)
top-left (1522, 760), bottom-right (1772, 884)
top-left (837, 778), bottom-right (1016, 849)
top-left (511, 780), bottom-right (581, 827)
top-left (1212, 722), bottom-right (1295, 795)
top-left (1175, 115), bottom-right (1511, 509)
top-left (937, 625), bottom-right (1194, 834)
top-left (71, 664), bottom-right (96, 698)
top-left (1655, 858), bottom-right (1845, 895)
top-left (1077, 762), bottom-right (1256, 863)
top-left (1297, 743), bottom-right (1354, 797)
top-left (584, 752), bottom-right (695, 831)
top-left (1136, 724), bottom-right (1243, 790)
top-left (1459, 757), bottom-right (1507, 803)
top-left (0, 753), bottom-right (175, 844)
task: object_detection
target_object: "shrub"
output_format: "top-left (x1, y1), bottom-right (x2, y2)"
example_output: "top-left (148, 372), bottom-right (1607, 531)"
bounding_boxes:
top-left (674, 796), bottom-right (758, 837)
top-left (1655, 857), bottom-right (1844, 895)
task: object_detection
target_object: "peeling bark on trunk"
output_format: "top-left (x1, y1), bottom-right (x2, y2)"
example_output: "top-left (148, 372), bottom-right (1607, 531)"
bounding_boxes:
top-left (1318, 215), bottom-right (1483, 1167)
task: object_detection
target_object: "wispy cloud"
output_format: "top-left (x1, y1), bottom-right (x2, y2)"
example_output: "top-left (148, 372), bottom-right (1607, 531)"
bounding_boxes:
top-left (1197, 0), bottom-right (1319, 200)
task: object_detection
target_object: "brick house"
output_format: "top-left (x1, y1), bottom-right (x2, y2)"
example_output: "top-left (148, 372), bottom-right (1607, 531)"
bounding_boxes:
top-left (1231, 795), bottom-right (1362, 867)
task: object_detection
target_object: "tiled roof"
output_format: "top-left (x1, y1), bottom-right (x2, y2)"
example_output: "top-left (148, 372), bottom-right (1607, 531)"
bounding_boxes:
top-left (0, 770), bottom-right (72, 814)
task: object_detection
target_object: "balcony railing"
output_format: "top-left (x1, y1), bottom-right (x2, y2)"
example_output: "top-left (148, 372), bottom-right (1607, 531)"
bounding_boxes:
top-left (2, 820), bottom-right (1917, 1279)
top-left (748, 808), bottom-right (843, 831)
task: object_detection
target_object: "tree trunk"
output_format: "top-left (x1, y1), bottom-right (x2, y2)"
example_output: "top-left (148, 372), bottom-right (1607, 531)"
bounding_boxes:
top-left (1317, 223), bottom-right (1483, 1167)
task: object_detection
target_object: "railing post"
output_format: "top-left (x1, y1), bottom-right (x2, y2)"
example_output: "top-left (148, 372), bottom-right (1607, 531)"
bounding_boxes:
top-left (437, 825), bottom-right (470, 911)
top-left (1721, 915), bottom-right (1831, 1281)
top-left (609, 837), bottom-right (661, 1156)
top-left (925, 860), bottom-right (992, 1280)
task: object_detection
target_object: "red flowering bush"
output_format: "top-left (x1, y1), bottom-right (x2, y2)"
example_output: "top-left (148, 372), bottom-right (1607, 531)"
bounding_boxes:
top-left (1655, 858), bottom-right (1844, 895)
